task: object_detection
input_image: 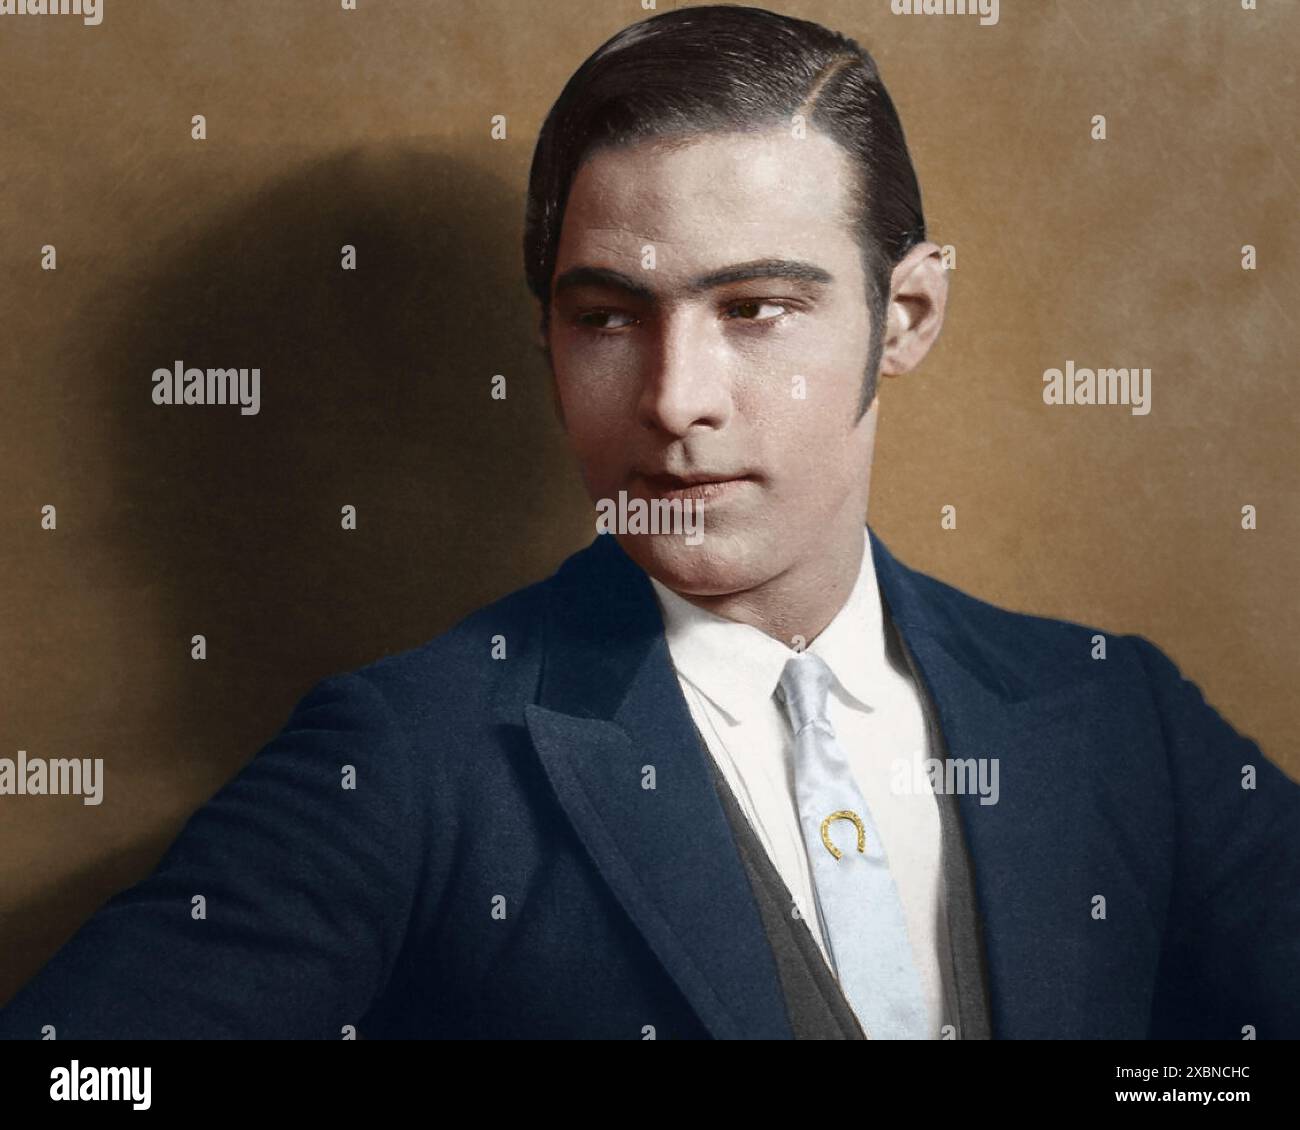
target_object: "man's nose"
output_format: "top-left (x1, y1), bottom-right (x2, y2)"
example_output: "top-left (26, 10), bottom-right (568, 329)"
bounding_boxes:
top-left (636, 314), bottom-right (731, 436)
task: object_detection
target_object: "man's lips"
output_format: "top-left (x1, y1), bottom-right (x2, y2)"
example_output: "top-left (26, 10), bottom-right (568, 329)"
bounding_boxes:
top-left (634, 471), bottom-right (758, 501)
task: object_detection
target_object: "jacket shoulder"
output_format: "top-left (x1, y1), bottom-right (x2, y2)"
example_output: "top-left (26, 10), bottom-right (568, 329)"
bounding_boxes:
top-left (884, 553), bottom-right (1129, 695)
top-left (312, 569), bottom-right (556, 726)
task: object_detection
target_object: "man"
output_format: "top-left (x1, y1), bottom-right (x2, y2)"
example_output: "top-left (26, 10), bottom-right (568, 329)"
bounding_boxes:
top-left (2, 4), bottom-right (1297, 1040)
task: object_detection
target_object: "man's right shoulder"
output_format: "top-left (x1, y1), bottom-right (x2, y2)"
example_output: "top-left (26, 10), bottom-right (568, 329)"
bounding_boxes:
top-left (288, 560), bottom-right (569, 752)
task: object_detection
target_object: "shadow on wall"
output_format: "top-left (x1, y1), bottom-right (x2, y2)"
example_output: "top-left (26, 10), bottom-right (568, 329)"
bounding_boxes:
top-left (0, 144), bottom-right (589, 1005)
top-left (100, 142), bottom-right (584, 724)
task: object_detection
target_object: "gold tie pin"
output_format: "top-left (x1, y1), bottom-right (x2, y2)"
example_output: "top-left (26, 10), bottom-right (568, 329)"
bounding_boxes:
top-left (820, 810), bottom-right (866, 860)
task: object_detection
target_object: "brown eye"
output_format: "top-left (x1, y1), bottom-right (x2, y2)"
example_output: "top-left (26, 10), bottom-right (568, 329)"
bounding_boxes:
top-left (577, 309), bottom-right (635, 330)
top-left (727, 300), bottom-right (787, 322)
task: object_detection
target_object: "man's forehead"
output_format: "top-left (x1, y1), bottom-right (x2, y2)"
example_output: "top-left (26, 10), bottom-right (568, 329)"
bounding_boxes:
top-left (562, 129), bottom-right (855, 229)
top-left (555, 130), bottom-right (858, 278)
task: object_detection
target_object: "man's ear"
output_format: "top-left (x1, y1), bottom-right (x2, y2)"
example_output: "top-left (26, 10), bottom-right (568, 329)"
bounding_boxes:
top-left (878, 241), bottom-right (949, 378)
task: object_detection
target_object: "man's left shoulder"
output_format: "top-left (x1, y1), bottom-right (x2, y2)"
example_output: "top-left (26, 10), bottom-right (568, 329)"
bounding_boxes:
top-left (886, 547), bottom-right (1283, 775)
top-left (880, 546), bottom-right (1161, 703)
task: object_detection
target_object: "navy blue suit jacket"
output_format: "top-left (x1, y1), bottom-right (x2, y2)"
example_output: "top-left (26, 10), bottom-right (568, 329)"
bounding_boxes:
top-left (2, 527), bottom-right (1298, 1039)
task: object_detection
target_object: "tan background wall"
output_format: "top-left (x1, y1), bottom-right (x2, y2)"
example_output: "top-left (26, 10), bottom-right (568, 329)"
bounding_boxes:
top-left (1, 0), bottom-right (1295, 1004)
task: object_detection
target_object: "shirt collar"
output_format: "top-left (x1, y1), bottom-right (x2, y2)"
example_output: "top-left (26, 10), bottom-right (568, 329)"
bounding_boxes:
top-left (648, 527), bottom-right (888, 724)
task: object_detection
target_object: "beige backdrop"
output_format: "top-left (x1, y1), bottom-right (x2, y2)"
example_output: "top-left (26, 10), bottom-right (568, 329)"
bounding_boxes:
top-left (2, 0), bottom-right (1296, 1005)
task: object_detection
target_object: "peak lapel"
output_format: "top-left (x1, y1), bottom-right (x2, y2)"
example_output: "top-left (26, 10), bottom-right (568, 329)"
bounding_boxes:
top-left (524, 535), bottom-right (792, 1040)
top-left (869, 527), bottom-right (1155, 1038)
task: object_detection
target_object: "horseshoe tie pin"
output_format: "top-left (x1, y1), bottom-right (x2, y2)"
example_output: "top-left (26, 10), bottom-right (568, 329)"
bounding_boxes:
top-left (820, 810), bottom-right (866, 860)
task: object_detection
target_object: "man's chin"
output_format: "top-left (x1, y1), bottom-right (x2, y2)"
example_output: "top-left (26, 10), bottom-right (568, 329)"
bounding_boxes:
top-left (614, 531), bottom-right (769, 598)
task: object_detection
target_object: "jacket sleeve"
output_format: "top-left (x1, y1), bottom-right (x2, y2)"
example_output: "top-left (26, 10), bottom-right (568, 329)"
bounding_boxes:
top-left (1126, 634), bottom-right (1300, 1039)
top-left (0, 671), bottom-right (429, 1039)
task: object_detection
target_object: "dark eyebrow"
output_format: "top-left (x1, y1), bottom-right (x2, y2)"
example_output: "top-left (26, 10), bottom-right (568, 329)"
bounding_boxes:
top-left (688, 258), bottom-right (834, 292)
top-left (552, 258), bottom-right (834, 303)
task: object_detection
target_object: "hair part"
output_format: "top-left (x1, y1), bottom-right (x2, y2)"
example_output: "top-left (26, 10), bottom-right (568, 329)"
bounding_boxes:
top-left (524, 4), bottom-right (927, 418)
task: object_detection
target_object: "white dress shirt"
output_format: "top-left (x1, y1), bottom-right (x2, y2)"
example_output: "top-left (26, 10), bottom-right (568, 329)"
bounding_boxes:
top-left (648, 527), bottom-right (954, 1038)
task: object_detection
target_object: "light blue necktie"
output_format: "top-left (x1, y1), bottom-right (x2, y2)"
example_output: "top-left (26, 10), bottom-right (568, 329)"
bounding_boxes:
top-left (777, 651), bottom-right (929, 1040)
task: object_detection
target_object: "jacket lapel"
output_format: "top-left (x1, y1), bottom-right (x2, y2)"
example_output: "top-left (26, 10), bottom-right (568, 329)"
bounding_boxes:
top-left (869, 528), bottom-right (1137, 1038)
top-left (524, 533), bottom-right (793, 1039)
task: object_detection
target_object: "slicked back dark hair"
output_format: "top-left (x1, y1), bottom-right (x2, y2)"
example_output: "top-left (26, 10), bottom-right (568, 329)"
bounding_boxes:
top-left (523, 3), bottom-right (928, 417)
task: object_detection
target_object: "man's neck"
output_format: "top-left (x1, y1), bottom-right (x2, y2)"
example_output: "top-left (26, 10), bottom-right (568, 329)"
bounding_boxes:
top-left (664, 524), bottom-right (866, 649)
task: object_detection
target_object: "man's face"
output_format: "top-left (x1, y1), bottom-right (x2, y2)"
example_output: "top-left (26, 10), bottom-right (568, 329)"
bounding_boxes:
top-left (546, 127), bottom-right (878, 597)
